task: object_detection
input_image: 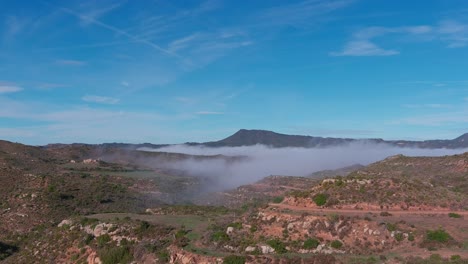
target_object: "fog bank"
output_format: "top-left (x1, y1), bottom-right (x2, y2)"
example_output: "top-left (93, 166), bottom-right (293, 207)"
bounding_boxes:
top-left (139, 143), bottom-right (468, 192)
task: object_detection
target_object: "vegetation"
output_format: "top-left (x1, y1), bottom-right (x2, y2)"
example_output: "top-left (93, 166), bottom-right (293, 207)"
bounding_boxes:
top-left (0, 242), bottom-right (18, 261)
top-left (267, 239), bottom-right (288, 254)
top-left (272, 196), bottom-right (284, 203)
top-left (426, 228), bottom-right (451, 243)
top-left (303, 238), bottom-right (320, 249)
top-left (330, 240), bottom-right (343, 249)
top-left (313, 193), bottom-right (327, 206)
top-left (223, 255), bottom-right (246, 264)
top-left (99, 246), bottom-right (132, 264)
top-left (448, 212), bottom-right (462, 218)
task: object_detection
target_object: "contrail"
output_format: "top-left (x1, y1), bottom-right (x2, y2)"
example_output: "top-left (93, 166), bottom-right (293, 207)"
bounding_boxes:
top-left (42, 1), bottom-right (182, 58)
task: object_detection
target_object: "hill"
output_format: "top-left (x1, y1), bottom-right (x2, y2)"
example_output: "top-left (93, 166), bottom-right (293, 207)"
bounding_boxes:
top-left (198, 129), bottom-right (468, 149)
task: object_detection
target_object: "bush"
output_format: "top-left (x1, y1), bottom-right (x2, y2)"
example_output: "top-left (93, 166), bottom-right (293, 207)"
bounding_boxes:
top-left (267, 239), bottom-right (287, 254)
top-left (313, 193), bottom-right (327, 206)
top-left (386, 223), bottom-right (397, 232)
top-left (448, 213), bottom-right (462, 218)
top-left (427, 229), bottom-right (451, 243)
top-left (303, 238), bottom-right (319, 249)
top-left (394, 232), bottom-right (404, 242)
top-left (223, 255), bottom-right (246, 264)
top-left (158, 249), bottom-right (170, 262)
top-left (228, 222), bottom-right (243, 229)
top-left (408, 233), bottom-right (415, 242)
top-left (211, 231), bottom-right (229, 242)
top-left (99, 246), bottom-right (132, 264)
top-left (97, 234), bottom-right (111, 247)
top-left (272, 196), bottom-right (284, 203)
top-left (330, 240), bottom-right (343, 249)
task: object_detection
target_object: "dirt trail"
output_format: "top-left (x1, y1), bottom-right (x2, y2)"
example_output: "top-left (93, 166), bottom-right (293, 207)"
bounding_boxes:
top-left (269, 203), bottom-right (468, 216)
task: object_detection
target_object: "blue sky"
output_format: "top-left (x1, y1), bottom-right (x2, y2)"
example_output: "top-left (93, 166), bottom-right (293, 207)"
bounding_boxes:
top-left (1, 0), bottom-right (468, 144)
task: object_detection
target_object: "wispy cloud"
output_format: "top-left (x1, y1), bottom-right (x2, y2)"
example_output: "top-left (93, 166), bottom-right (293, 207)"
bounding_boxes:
top-left (82, 95), bottom-right (120, 104)
top-left (55, 59), bottom-right (86, 66)
top-left (437, 20), bottom-right (468, 48)
top-left (0, 84), bottom-right (23, 94)
top-left (330, 40), bottom-right (399, 56)
top-left (4, 16), bottom-right (27, 37)
top-left (52, 3), bottom-right (179, 57)
top-left (333, 21), bottom-right (468, 56)
top-left (78, 1), bottom-right (124, 26)
top-left (166, 30), bottom-right (252, 69)
top-left (256, 0), bottom-right (355, 27)
top-left (196, 111), bottom-right (224, 115)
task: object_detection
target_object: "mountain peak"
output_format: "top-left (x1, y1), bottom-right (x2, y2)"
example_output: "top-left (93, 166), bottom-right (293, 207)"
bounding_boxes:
top-left (454, 133), bottom-right (468, 142)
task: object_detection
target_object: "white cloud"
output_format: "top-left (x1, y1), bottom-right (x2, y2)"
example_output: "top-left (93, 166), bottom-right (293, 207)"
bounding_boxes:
top-left (0, 85), bottom-right (23, 94)
top-left (82, 95), bottom-right (120, 104)
top-left (437, 20), bottom-right (468, 48)
top-left (78, 2), bottom-right (123, 26)
top-left (257, 0), bottom-right (355, 27)
top-left (55, 59), bottom-right (86, 66)
top-left (333, 21), bottom-right (468, 56)
top-left (330, 40), bottom-right (399, 56)
top-left (121, 81), bottom-right (130, 87)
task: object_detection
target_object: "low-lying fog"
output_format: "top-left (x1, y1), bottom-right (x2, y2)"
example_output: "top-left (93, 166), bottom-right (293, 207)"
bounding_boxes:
top-left (139, 143), bottom-right (468, 192)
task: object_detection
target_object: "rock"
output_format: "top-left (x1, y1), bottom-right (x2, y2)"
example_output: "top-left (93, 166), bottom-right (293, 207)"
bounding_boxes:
top-left (287, 223), bottom-right (294, 230)
top-left (245, 246), bottom-right (256, 252)
top-left (224, 245), bottom-right (235, 251)
top-left (226, 227), bottom-right (234, 235)
top-left (260, 245), bottom-right (275, 254)
top-left (373, 230), bottom-right (380, 235)
top-left (58, 219), bottom-right (72, 228)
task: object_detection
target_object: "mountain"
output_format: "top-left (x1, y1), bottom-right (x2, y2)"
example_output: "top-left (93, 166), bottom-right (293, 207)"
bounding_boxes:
top-left (198, 129), bottom-right (468, 149)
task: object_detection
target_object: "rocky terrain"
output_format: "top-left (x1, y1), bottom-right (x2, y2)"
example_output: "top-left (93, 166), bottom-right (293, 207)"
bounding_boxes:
top-left (0, 139), bottom-right (467, 263)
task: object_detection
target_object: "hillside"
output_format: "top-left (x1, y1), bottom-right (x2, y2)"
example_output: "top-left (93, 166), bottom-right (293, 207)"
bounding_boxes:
top-left (199, 129), bottom-right (468, 149)
top-left (1, 139), bottom-right (467, 263)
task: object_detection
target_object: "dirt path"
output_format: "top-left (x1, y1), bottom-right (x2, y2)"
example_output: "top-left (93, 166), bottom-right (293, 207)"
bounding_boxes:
top-left (269, 203), bottom-right (468, 216)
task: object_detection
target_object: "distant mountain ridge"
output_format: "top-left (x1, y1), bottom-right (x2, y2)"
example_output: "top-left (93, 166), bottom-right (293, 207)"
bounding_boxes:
top-left (196, 129), bottom-right (468, 149)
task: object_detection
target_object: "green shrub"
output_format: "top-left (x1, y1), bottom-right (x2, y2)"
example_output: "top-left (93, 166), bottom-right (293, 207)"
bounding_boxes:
top-left (394, 232), bottom-right (404, 242)
top-left (272, 196), bottom-right (284, 203)
top-left (303, 238), bottom-right (319, 249)
top-left (408, 233), bottom-right (415, 242)
top-left (99, 246), bottom-right (132, 264)
top-left (211, 231), bottom-right (229, 242)
top-left (267, 239), bottom-right (287, 254)
top-left (427, 229), bottom-right (451, 243)
top-left (223, 255), bottom-right (246, 264)
top-left (158, 249), bottom-right (170, 262)
top-left (97, 234), bottom-right (111, 247)
top-left (330, 240), bottom-right (343, 249)
top-left (386, 223), bottom-right (397, 232)
top-left (448, 213), bottom-right (462, 218)
top-left (228, 222), bottom-right (243, 229)
top-left (313, 193), bottom-right (327, 206)
top-left (451, 255), bottom-right (461, 261)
